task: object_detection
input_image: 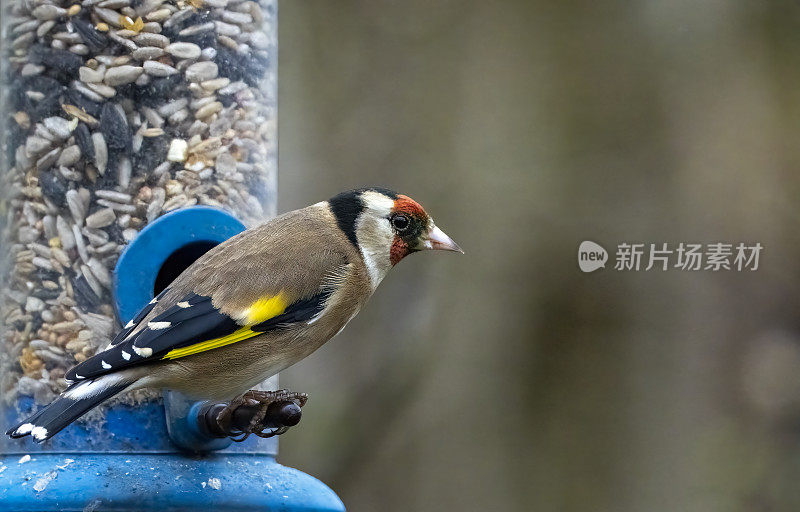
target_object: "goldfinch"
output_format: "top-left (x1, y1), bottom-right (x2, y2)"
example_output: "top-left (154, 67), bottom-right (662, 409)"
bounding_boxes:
top-left (7, 188), bottom-right (461, 442)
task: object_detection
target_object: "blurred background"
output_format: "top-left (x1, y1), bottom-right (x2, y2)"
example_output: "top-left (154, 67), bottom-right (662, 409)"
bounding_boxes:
top-left (276, 1), bottom-right (800, 511)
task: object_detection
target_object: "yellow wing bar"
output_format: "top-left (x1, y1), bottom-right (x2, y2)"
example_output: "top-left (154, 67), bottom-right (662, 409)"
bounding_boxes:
top-left (161, 292), bottom-right (290, 360)
top-left (162, 327), bottom-right (258, 360)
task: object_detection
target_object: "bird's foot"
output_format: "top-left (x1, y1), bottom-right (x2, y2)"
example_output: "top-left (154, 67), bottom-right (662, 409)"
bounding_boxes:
top-left (214, 389), bottom-right (308, 442)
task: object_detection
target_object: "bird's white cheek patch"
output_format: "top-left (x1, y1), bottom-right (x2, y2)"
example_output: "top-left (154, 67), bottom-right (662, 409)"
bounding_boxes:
top-left (355, 216), bottom-right (393, 290)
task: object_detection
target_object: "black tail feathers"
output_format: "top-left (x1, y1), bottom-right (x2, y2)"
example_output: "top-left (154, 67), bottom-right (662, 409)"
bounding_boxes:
top-left (6, 377), bottom-right (130, 443)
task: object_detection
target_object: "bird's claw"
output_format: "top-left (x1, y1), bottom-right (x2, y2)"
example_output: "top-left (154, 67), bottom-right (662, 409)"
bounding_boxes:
top-left (216, 389), bottom-right (308, 442)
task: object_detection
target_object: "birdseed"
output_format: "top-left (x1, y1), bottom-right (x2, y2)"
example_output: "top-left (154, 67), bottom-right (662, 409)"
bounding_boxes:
top-left (0, 0), bottom-right (277, 412)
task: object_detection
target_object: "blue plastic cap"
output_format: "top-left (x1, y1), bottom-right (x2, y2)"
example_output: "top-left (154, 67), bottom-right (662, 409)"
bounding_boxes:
top-left (113, 206), bottom-right (246, 325)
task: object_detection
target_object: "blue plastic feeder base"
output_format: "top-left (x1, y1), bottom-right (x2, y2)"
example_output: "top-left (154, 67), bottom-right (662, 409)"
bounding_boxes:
top-left (0, 453), bottom-right (344, 512)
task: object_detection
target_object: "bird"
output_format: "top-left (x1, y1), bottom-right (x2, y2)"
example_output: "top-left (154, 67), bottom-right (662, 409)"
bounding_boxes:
top-left (7, 187), bottom-right (462, 443)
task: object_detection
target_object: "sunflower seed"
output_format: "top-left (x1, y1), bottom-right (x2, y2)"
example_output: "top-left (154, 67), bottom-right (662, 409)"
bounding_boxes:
top-left (32, 5), bottom-right (66, 21)
top-left (142, 60), bottom-right (177, 77)
top-left (165, 42), bottom-right (201, 60)
top-left (79, 66), bottom-right (105, 83)
top-left (57, 145), bottom-right (81, 167)
top-left (85, 208), bottom-right (115, 229)
top-left (222, 11), bottom-right (253, 25)
top-left (133, 33), bottom-right (169, 48)
top-left (184, 61), bottom-right (218, 82)
top-left (56, 216), bottom-right (75, 250)
top-left (95, 190), bottom-right (132, 203)
top-left (92, 132), bottom-right (108, 174)
top-left (132, 46), bottom-right (165, 60)
top-left (104, 65), bottom-right (143, 86)
top-left (66, 189), bottom-right (87, 225)
top-left (95, 8), bottom-right (124, 27)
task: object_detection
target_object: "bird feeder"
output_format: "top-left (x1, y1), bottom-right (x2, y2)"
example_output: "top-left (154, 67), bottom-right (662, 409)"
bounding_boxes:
top-left (0, 0), bottom-right (344, 509)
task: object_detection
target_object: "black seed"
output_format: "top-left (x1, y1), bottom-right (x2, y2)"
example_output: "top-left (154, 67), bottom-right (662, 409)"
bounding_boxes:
top-left (162, 11), bottom-right (209, 39)
top-left (34, 288), bottom-right (61, 301)
top-left (74, 123), bottom-right (94, 161)
top-left (30, 45), bottom-right (83, 76)
top-left (218, 94), bottom-right (236, 108)
top-left (105, 223), bottom-right (124, 244)
top-left (24, 74), bottom-right (63, 95)
top-left (39, 170), bottom-right (67, 204)
top-left (7, 124), bottom-right (26, 166)
top-left (215, 47), bottom-right (269, 86)
top-left (72, 274), bottom-right (102, 312)
top-left (17, 75), bottom-right (65, 121)
top-left (71, 18), bottom-right (108, 52)
top-left (115, 83), bottom-right (137, 100)
top-left (31, 314), bottom-right (44, 332)
top-left (133, 136), bottom-right (168, 175)
top-left (31, 91), bottom-right (63, 121)
top-left (100, 103), bottom-right (131, 153)
top-left (11, 87), bottom-right (34, 112)
top-left (35, 268), bottom-right (61, 283)
top-left (136, 75), bottom-right (183, 107)
top-left (215, 47), bottom-right (245, 82)
top-left (93, 167), bottom-right (120, 189)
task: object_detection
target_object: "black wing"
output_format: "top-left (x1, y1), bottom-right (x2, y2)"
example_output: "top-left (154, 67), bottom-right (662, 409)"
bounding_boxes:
top-left (64, 289), bottom-right (332, 383)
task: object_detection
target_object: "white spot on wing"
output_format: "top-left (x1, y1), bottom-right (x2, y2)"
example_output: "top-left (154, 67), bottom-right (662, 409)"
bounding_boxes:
top-left (149, 297), bottom-right (158, 305)
top-left (64, 373), bottom-right (125, 399)
top-left (133, 346), bottom-right (153, 357)
top-left (101, 360), bottom-right (111, 369)
top-left (148, 321), bottom-right (171, 330)
top-left (16, 423), bottom-right (34, 435)
top-left (177, 301), bottom-right (190, 308)
top-left (74, 373), bottom-right (84, 379)
top-left (125, 319), bottom-right (134, 329)
top-left (121, 350), bottom-right (131, 361)
top-left (31, 426), bottom-right (48, 441)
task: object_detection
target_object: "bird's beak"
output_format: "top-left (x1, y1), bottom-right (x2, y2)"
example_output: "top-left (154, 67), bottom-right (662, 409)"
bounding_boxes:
top-left (424, 225), bottom-right (464, 253)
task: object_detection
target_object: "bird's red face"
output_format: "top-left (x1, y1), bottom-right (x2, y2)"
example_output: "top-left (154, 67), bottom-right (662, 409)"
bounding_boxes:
top-left (389, 194), bottom-right (462, 265)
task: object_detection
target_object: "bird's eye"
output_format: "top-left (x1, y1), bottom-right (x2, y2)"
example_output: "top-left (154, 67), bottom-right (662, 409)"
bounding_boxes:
top-left (391, 214), bottom-right (410, 232)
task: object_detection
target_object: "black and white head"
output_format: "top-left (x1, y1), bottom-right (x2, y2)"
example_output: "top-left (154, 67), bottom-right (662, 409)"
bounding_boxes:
top-left (328, 188), bottom-right (462, 288)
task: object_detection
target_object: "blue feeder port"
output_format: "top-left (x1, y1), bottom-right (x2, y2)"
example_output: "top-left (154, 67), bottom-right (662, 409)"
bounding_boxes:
top-left (1, 206), bottom-right (345, 512)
